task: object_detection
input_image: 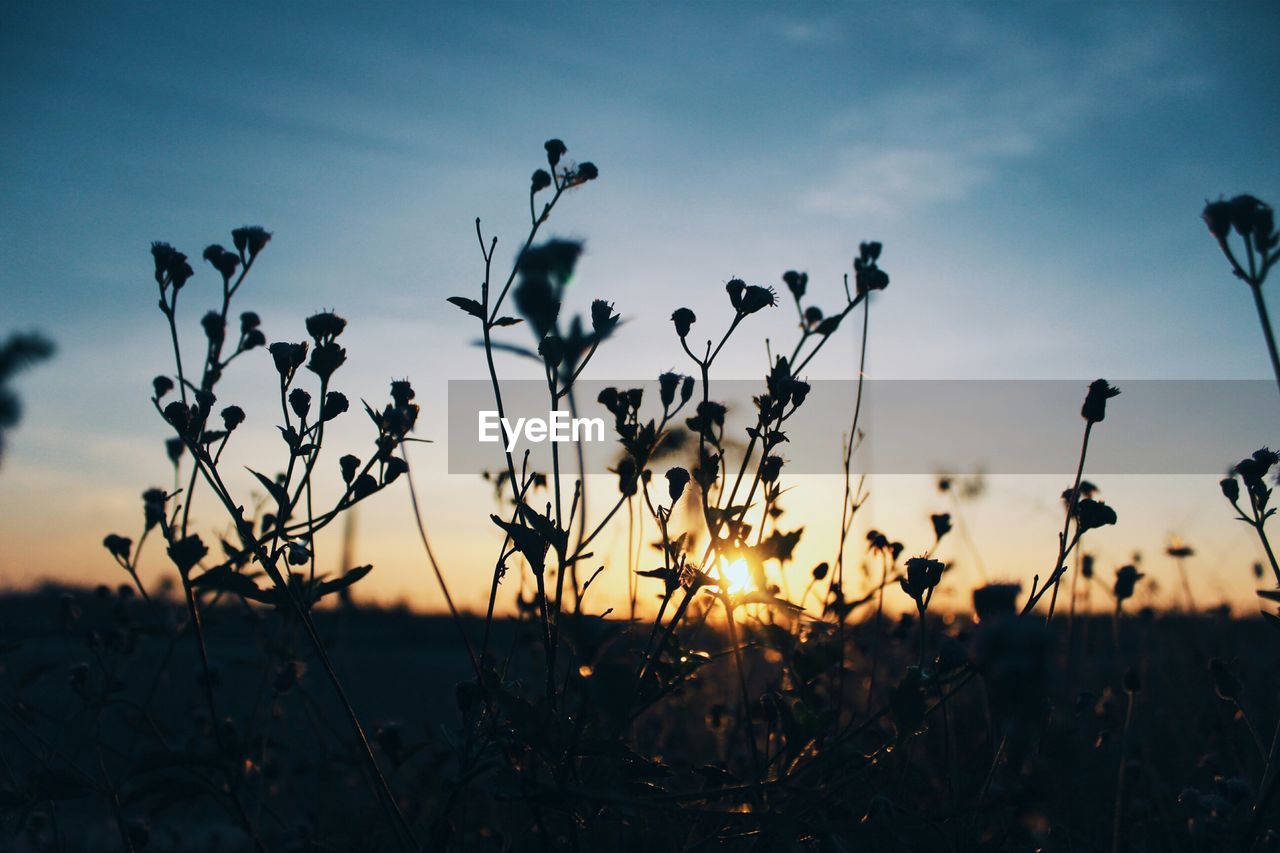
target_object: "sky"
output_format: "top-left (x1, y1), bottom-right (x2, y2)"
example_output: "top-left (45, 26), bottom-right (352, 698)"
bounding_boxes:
top-left (2, 1), bottom-right (1279, 615)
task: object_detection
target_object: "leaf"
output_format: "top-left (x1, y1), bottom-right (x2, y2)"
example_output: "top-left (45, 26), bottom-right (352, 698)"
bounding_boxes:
top-left (472, 339), bottom-right (542, 361)
top-left (736, 591), bottom-right (806, 614)
top-left (446, 296), bottom-right (485, 319)
top-left (491, 515), bottom-right (549, 575)
top-left (191, 565), bottom-right (272, 604)
top-left (1257, 589), bottom-right (1280, 603)
top-left (317, 564), bottom-right (373, 597)
top-left (816, 314), bottom-right (843, 336)
top-left (1262, 610), bottom-right (1280, 633)
top-left (491, 316), bottom-right (523, 327)
top-left (247, 468), bottom-right (289, 515)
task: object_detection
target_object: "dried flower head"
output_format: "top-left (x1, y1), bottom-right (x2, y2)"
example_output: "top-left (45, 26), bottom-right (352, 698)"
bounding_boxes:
top-left (900, 555), bottom-right (945, 605)
top-left (782, 270), bottom-right (808, 301)
top-left (1074, 498), bottom-right (1118, 532)
top-left (305, 311), bottom-right (347, 343)
top-left (1202, 199), bottom-right (1233, 242)
top-left (231, 226), bottom-right (272, 262)
top-left (1081, 379), bottom-right (1120, 424)
top-left (671, 307), bottom-right (696, 338)
top-left (544, 139), bottom-right (567, 168)
top-left (221, 405), bottom-right (245, 431)
top-left (1114, 564), bottom-right (1143, 602)
top-left (202, 244), bottom-right (240, 283)
top-left (665, 466), bottom-right (690, 503)
top-left (591, 299), bottom-right (620, 335)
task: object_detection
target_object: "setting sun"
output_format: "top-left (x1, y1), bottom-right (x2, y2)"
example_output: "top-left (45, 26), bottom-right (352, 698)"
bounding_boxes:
top-left (720, 556), bottom-right (754, 594)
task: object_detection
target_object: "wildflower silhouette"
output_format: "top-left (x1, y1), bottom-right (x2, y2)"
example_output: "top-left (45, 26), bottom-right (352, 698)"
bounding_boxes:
top-left (0, 331), bottom-right (54, 468)
top-left (1203, 195), bottom-right (1280, 393)
top-left (1221, 447), bottom-right (1280, 590)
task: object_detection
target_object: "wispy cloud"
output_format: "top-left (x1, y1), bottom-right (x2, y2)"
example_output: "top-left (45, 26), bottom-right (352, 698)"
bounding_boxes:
top-left (798, 12), bottom-right (1201, 218)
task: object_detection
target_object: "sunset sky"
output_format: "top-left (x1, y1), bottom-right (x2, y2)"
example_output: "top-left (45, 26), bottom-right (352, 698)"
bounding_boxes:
top-left (2, 1), bottom-right (1279, 615)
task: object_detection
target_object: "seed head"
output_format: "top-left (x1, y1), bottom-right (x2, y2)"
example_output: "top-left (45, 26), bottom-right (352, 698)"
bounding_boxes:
top-left (221, 405), bottom-right (245, 431)
top-left (544, 139), bottom-right (567, 168)
top-left (1074, 498), bottom-right (1118, 532)
top-left (1114, 564), bottom-right (1143, 602)
top-left (1202, 199), bottom-right (1233, 241)
top-left (305, 311), bottom-right (347, 343)
top-left (665, 466), bottom-right (690, 503)
top-left (591, 299), bottom-right (619, 335)
top-left (671, 307), bottom-right (696, 338)
top-left (1081, 379), bottom-right (1120, 424)
top-left (231, 226), bottom-right (271, 262)
top-left (202, 244), bottom-right (240, 283)
top-left (782, 270), bottom-right (808, 300)
top-left (103, 534), bottom-right (132, 561)
top-left (288, 388), bottom-right (311, 420)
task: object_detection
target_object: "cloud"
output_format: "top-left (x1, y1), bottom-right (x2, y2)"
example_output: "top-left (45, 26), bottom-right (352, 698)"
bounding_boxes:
top-left (798, 9), bottom-right (1199, 219)
top-left (801, 146), bottom-right (988, 217)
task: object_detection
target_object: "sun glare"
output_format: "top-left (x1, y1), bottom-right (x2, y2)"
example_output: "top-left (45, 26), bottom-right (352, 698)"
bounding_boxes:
top-left (721, 557), bottom-right (753, 594)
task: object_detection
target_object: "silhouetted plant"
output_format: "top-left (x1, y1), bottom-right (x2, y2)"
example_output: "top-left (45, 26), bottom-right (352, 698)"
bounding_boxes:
top-left (5, 140), bottom-right (1269, 851)
top-left (0, 331), bottom-right (54, 468)
top-left (1203, 195), bottom-right (1280, 393)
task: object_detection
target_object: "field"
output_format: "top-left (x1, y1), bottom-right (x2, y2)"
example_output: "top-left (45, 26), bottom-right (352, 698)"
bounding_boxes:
top-left (2, 131), bottom-right (1280, 853)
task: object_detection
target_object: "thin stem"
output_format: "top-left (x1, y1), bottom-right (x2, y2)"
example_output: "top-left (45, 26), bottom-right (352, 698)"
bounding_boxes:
top-left (1249, 282), bottom-right (1280, 396)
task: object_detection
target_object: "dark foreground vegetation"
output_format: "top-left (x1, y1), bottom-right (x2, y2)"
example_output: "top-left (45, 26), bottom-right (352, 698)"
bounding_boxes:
top-left (3, 142), bottom-right (1279, 850)
top-left (0, 587), bottom-right (1278, 851)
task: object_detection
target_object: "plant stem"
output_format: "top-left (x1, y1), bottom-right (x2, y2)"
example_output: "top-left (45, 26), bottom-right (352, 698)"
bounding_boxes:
top-left (1112, 688), bottom-right (1136, 853)
top-left (1041, 420), bottom-right (1093, 620)
top-left (1248, 278), bottom-right (1280, 397)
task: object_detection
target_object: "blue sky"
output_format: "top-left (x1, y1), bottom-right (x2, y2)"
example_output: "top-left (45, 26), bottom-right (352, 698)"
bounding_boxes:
top-left (2, 1), bottom-right (1279, 610)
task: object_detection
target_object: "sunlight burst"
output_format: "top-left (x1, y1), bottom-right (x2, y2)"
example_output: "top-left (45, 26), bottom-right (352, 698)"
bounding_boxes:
top-left (721, 556), bottom-right (753, 594)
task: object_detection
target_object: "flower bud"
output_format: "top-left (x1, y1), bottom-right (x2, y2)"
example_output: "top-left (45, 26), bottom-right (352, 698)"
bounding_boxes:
top-left (665, 466), bottom-right (690, 503)
top-left (305, 311), bottom-right (347, 343)
top-left (739, 285), bottom-right (778, 315)
top-left (1081, 379), bottom-right (1120, 424)
top-left (201, 311), bottom-right (225, 345)
top-left (658, 372), bottom-right (680, 408)
top-left (1220, 476), bottom-right (1240, 503)
top-left (289, 388), bottom-right (311, 420)
top-left (544, 139), bottom-right (567, 167)
top-left (671, 307), bottom-right (696, 338)
top-left (531, 168), bottom-right (552, 193)
top-left (221, 405), bottom-right (245, 431)
top-left (231, 226), bottom-right (272, 261)
top-left (307, 341), bottom-right (346, 379)
top-left (538, 333), bottom-right (565, 368)
top-left (152, 375), bottom-right (174, 399)
top-left (321, 391), bottom-right (348, 421)
top-left (782, 270), bottom-right (807, 300)
top-left (103, 534), bottom-right (132, 561)
top-left (202, 244), bottom-right (240, 283)
top-left (591, 299), bottom-right (619, 335)
top-left (1202, 199), bottom-right (1233, 241)
top-left (390, 379), bottom-right (415, 410)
